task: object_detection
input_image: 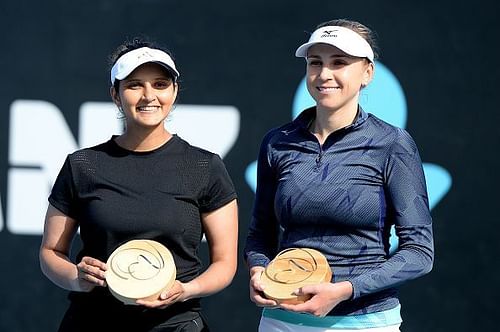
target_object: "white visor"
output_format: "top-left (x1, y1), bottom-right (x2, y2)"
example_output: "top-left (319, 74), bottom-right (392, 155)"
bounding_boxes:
top-left (295, 26), bottom-right (374, 62)
top-left (110, 47), bottom-right (180, 85)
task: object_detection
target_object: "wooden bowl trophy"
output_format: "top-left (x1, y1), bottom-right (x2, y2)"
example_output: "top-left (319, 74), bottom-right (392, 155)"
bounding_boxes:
top-left (106, 239), bottom-right (176, 305)
top-left (261, 248), bottom-right (332, 304)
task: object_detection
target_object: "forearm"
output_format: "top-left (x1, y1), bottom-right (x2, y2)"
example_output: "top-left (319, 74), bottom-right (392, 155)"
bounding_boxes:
top-left (350, 225), bottom-right (434, 298)
top-left (188, 199), bottom-right (238, 300)
top-left (39, 248), bottom-right (79, 291)
top-left (183, 259), bottom-right (236, 300)
top-left (244, 216), bottom-right (280, 268)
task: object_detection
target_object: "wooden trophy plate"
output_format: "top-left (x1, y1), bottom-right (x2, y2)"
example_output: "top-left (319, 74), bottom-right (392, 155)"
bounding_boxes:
top-left (261, 248), bottom-right (332, 304)
top-left (106, 239), bottom-right (176, 305)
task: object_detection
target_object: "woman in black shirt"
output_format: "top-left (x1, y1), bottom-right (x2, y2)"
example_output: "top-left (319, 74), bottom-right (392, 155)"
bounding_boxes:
top-left (39, 38), bottom-right (238, 332)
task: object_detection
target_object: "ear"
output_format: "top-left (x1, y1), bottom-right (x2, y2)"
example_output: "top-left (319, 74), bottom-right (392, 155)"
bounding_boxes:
top-left (361, 62), bottom-right (375, 88)
top-left (110, 86), bottom-right (121, 107)
top-left (171, 82), bottom-right (179, 104)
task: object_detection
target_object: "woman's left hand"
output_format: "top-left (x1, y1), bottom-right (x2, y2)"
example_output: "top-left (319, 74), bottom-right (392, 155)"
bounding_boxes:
top-left (279, 281), bottom-right (353, 317)
top-left (135, 280), bottom-right (188, 309)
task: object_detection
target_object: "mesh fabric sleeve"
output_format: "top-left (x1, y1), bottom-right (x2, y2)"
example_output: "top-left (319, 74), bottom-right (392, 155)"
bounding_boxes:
top-left (198, 154), bottom-right (237, 213)
top-left (48, 156), bottom-right (78, 219)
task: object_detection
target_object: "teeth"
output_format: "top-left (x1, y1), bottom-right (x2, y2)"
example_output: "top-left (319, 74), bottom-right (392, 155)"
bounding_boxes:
top-left (317, 87), bottom-right (339, 92)
top-left (137, 106), bottom-right (160, 112)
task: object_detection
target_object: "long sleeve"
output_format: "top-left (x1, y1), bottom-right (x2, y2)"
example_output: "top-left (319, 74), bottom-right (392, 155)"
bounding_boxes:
top-left (244, 131), bottom-right (281, 268)
top-left (349, 128), bottom-right (434, 299)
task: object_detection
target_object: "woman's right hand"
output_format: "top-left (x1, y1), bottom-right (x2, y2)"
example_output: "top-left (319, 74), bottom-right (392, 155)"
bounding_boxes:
top-left (249, 266), bottom-right (278, 307)
top-left (74, 256), bottom-right (107, 292)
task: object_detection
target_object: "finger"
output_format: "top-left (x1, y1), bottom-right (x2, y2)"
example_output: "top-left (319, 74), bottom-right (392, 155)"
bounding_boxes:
top-left (160, 290), bottom-right (180, 301)
top-left (251, 293), bottom-right (278, 307)
top-left (293, 285), bottom-right (317, 296)
top-left (279, 302), bottom-right (309, 312)
top-left (137, 297), bottom-right (175, 309)
top-left (136, 299), bottom-right (163, 308)
top-left (80, 273), bottom-right (107, 287)
top-left (81, 257), bottom-right (108, 270)
top-left (251, 281), bottom-right (265, 292)
top-left (162, 282), bottom-right (183, 300)
top-left (78, 264), bottom-right (106, 280)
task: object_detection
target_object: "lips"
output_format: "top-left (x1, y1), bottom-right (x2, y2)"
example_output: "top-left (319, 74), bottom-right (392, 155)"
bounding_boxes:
top-left (316, 86), bottom-right (340, 92)
top-left (136, 106), bottom-right (161, 112)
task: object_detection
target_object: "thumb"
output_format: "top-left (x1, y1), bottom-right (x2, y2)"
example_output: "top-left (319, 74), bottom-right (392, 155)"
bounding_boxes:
top-left (292, 287), bottom-right (304, 296)
top-left (294, 284), bottom-right (316, 296)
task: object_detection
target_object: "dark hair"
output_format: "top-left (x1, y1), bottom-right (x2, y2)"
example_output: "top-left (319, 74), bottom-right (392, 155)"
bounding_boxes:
top-left (109, 36), bottom-right (178, 92)
top-left (316, 19), bottom-right (379, 60)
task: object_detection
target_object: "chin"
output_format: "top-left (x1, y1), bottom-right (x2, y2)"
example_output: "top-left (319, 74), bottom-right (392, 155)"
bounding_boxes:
top-left (316, 101), bottom-right (340, 111)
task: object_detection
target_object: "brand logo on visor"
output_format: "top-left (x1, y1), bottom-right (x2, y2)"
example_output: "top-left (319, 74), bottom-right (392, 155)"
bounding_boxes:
top-left (137, 50), bottom-right (154, 60)
top-left (321, 30), bottom-right (339, 38)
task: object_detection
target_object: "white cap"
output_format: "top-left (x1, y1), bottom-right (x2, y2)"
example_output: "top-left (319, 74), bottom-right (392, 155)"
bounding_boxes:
top-left (110, 47), bottom-right (180, 85)
top-left (295, 26), bottom-right (374, 62)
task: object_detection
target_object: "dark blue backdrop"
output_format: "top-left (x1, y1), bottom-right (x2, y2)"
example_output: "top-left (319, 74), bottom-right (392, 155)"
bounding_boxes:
top-left (0, 0), bottom-right (498, 331)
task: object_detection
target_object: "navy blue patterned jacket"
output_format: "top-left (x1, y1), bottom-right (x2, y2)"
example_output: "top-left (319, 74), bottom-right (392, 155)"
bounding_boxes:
top-left (244, 106), bottom-right (434, 315)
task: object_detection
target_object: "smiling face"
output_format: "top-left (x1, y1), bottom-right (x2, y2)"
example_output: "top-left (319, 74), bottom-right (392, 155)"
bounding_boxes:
top-left (111, 62), bottom-right (178, 133)
top-left (306, 43), bottom-right (373, 113)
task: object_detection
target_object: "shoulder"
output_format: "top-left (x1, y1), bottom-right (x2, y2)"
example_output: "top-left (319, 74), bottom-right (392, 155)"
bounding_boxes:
top-left (174, 136), bottom-right (219, 159)
top-left (172, 136), bottom-right (226, 170)
top-left (365, 113), bottom-right (418, 153)
top-left (261, 106), bottom-right (314, 147)
top-left (260, 120), bottom-right (301, 148)
top-left (67, 139), bottom-right (114, 162)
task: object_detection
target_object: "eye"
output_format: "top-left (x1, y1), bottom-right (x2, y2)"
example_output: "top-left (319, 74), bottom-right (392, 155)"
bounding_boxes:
top-left (153, 80), bottom-right (172, 89)
top-left (307, 60), bottom-right (322, 67)
top-left (333, 59), bottom-right (348, 66)
top-left (125, 81), bottom-right (142, 89)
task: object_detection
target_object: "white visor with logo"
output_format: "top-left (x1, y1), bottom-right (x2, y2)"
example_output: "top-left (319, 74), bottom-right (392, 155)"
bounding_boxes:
top-left (110, 47), bottom-right (180, 85)
top-left (295, 26), bottom-right (374, 62)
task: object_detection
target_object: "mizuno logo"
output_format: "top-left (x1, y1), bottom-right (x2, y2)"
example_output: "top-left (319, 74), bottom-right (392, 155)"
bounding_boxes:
top-left (137, 50), bottom-right (154, 59)
top-left (321, 30), bottom-right (338, 38)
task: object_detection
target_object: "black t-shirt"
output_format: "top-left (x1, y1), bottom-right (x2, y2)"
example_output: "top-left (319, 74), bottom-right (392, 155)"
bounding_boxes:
top-left (49, 135), bottom-right (237, 321)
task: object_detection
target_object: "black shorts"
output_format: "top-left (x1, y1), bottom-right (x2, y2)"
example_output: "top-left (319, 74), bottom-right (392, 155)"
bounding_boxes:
top-left (147, 314), bottom-right (209, 332)
top-left (58, 301), bottom-right (209, 332)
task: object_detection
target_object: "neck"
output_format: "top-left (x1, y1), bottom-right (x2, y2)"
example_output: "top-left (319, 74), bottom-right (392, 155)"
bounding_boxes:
top-left (115, 128), bottom-right (172, 152)
top-left (311, 102), bottom-right (359, 145)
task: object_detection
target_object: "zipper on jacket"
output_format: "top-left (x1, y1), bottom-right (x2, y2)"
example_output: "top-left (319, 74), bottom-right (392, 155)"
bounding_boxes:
top-left (314, 148), bottom-right (324, 172)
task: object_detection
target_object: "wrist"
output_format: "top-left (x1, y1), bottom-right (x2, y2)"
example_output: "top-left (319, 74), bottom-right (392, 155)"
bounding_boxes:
top-left (338, 281), bottom-right (354, 301)
top-left (70, 265), bottom-right (82, 291)
top-left (182, 280), bottom-right (199, 301)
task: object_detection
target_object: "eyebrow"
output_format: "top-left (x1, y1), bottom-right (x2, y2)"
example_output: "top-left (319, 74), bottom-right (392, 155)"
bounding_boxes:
top-left (124, 77), bottom-right (172, 82)
top-left (306, 54), bottom-right (350, 59)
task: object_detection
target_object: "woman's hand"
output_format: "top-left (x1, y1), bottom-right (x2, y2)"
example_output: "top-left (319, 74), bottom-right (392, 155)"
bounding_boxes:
top-left (75, 256), bottom-right (107, 292)
top-left (249, 266), bottom-right (278, 308)
top-left (136, 280), bottom-right (187, 309)
top-left (279, 281), bottom-right (353, 317)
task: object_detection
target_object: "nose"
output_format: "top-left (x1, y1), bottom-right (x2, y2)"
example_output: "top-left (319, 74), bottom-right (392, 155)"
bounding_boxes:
top-left (319, 65), bottom-right (333, 80)
top-left (142, 83), bottom-right (156, 102)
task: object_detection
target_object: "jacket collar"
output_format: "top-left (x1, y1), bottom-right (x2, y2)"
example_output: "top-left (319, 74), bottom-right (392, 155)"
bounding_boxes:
top-left (292, 105), bottom-right (368, 133)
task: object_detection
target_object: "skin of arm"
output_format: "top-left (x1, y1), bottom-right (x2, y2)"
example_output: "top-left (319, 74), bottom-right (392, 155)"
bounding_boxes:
top-left (137, 199), bottom-right (238, 309)
top-left (39, 204), bottom-right (107, 292)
